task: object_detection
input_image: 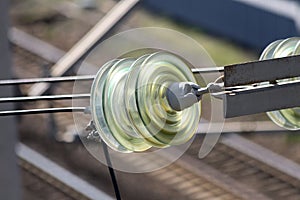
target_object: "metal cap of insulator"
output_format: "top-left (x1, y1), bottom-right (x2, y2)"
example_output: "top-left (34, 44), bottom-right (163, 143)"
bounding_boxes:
top-left (166, 82), bottom-right (200, 111)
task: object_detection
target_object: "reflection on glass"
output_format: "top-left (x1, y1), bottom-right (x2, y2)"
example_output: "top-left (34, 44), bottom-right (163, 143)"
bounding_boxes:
top-left (260, 38), bottom-right (300, 130)
top-left (90, 52), bottom-right (201, 152)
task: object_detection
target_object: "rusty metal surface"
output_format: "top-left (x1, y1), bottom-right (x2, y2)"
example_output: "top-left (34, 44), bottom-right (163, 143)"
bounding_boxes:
top-left (224, 55), bottom-right (300, 87)
top-left (224, 79), bottom-right (300, 118)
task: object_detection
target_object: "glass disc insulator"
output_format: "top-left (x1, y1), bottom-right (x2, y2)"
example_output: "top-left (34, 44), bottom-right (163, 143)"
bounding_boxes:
top-left (260, 37), bottom-right (300, 130)
top-left (90, 51), bottom-right (201, 152)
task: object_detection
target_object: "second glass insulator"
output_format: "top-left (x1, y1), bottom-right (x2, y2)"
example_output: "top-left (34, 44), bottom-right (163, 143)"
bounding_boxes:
top-left (260, 37), bottom-right (300, 130)
top-left (90, 52), bottom-right (201, 152)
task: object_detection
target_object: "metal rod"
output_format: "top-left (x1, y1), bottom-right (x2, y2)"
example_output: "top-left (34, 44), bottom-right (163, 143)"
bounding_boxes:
top-left (0, 67), bottom-right (225, 85)
top-left (0, 94), bottom-right (90, 103)
top-left (192, 66), bottom-right (224, 73)
top-left (0, 75), bottom-right (94, 86)
top-left (0, 107), bottom-right (87, 116)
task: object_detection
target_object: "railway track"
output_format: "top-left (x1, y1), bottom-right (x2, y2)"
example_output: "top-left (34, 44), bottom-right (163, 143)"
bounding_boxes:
top-left (193, 135), bottom-right (300, 200)
top-left (18, 143), bottom-right (113, 200)
top-left (9, 1), bottom-right (300, 199)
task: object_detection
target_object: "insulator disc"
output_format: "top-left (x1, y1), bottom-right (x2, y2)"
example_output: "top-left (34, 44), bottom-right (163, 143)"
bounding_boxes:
top-left (90, 52), bottom-right (201, 152)
top-left (260, 37), bottom-right (300, 130)
top-left (73, 27), bottom-right (224, 172)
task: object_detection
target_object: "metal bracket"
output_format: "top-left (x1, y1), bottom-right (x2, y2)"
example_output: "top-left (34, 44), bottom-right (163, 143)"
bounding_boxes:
top-left (224, 80), bottom-right (300, 118)
top-left (189, 55), bottom-right (300, 118)
top-left (224, 55), bottom-right (300, 87)
top-left (222, 55), bottom-right (300, 118)
top-left (166, 82), bottom-right (224, 111)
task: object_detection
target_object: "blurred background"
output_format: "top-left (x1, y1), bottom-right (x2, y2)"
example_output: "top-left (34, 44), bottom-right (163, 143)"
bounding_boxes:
top-left (2, 0), bottom-right (300, 199)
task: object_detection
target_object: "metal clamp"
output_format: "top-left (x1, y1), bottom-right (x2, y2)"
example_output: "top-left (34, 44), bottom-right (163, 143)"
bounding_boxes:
top-left (166, 81), bottom-right (224, 111)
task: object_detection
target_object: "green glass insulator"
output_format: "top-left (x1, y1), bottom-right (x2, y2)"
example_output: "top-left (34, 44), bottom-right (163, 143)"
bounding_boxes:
top-left (260, 37), bottom-right (300, 130)
top-left (90, 52), bottom-right (201, 152)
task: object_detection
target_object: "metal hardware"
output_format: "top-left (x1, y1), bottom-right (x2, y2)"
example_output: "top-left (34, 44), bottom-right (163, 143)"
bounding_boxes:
top-left (224, 55), bottom-right (300, 87)
top-left (192, 66), bottom-right (224, 73)
top-left (166, 82), bottom-right (224, 111)
top-left (192, 54), bottom-right (300, 119)
top-left (224, 80), bottom-right (300, 118)
top-left (0, 107), bottom-right (87, 116)
top-left (0, 94), bottom-right (90, 103)
top-left (1, 51), bottom-right (299, 120)
top-left (0, 75), bottom-right (94, 85)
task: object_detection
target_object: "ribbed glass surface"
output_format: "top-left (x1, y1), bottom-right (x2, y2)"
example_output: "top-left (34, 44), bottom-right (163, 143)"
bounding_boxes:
top-left (90, 52), bottom-right (200, 152)
top-left (260, 37), bottom-right (300, 130)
